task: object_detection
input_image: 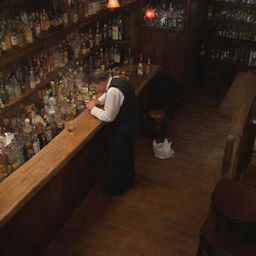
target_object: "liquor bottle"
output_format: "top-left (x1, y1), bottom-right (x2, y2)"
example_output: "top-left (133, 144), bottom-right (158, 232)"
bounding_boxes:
top-left (117, 14), bottom-right (123, 40)
top-left (36, 123), bottom-right (47, 149)
top-left (23, 118), bottom-right (33, 135)
top-left (145, 56), bottom-right (151, 74)
top-left (5, 143), bottom-right (20, 171)
top-left (3, 20), bottom-right (12, 51)
top-left (44, 125), bottom-right (53, 143)
top-left (0, 28), bottom-right (7, 52)
top-left (12, 134), bottom-right (25, 166)
top-left (10, 19), bottom-right (18, 48)
top-left (29, 67), bottom-right (36, 89)
top-left (107, 19), bottom-right (112, 39)
top-left (0, 141), bottom-right (10, 181)
top-left (95, 22), bottom-right (100, 45)
top-left (73, 0), bottom-right (79, 23)
top-left (11, 75), bottom-right (22, 98)
top-left (112, 16), bottom-right (119, 40)
top-left (5, 74), bottom-right (15, 100)
top-left (15, 16), bottom-right (25, 48)
top-left (113, 44), bottom-right (121, 65)
top-left (23, 135), bottom-right (34, 160)
top-left (34, 11), bottom-right (42, 39)
top-left (0, 79), bottom-right (9, 105)
top-left (137, 54), bottom-right (144, 75)
top-left (23, 17), bottom-right (34, 44)
top-left (88, 29), bottom-right (94, 48)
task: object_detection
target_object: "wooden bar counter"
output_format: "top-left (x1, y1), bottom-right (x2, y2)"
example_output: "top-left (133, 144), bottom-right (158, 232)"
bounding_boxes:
top-left (0, 64), bottom-right (161, 256)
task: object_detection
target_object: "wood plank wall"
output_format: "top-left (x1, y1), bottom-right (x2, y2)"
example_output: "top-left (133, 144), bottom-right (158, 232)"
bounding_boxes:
top-left (129, 0), bottom-right (207, 101)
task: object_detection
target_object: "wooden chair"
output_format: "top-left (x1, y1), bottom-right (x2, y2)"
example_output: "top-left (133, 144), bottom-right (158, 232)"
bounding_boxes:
top-left (197, 179), bottom-right (256, 256)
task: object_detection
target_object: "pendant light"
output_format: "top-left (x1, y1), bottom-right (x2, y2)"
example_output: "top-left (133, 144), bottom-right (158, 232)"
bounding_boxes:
top-left (107, 0), bottom-right (120, 9)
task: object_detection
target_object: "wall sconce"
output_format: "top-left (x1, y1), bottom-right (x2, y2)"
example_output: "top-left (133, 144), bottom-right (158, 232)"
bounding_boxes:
top-left (107, 0), bottom-right (120, 9)
top-left (144, 8), bottom-right (155, 19)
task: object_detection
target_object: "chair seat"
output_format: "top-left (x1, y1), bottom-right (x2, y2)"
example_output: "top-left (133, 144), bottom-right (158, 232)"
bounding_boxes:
top-left (148, 109), bottom-right (166, 123)
top-left (199, 211), bottom-right (256, 256)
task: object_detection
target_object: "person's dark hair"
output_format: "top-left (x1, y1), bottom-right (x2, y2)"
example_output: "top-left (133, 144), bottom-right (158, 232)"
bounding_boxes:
top-left (88, 70), bottom-right (109, 84)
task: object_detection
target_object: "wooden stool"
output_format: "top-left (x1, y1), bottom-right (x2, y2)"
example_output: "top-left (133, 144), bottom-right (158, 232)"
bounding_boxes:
top-left (197, 179), bottom-right (256, 256)
top-left (148, 109), bottom-right (167, 139)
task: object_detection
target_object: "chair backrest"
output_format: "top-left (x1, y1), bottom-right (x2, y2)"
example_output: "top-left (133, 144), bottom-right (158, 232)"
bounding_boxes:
top-left (218, 72), bottom-right (256, 180)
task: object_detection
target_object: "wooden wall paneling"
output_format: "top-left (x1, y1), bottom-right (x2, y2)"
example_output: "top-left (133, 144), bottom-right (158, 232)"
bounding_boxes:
top-left (131, 0), bottom-right (206, 101)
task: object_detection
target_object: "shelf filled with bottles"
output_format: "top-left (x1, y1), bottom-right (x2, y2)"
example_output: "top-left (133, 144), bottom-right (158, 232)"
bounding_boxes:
top-left (207, 1), bottom-right (256, 23)
top-left (0, 41), bottom-right (106, 113)
top-left (0, 0), bottom-right (135, 68)
top-left (207, 22), bottom-right (256, 43)
top-left (141, 0), bottom-right (186, 31)
top-left (0, 7), bottom-right (130, 112)
top-left (200, 44), bottom-right (256, 69)
top-left (0, 47), bottom-right (138, 182)
top-left (209, 0), bottom-right (256, 9)
top-left (0, 37), bottom-right (129, 114)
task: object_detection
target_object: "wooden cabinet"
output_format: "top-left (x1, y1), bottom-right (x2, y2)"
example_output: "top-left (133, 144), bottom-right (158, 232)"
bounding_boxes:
top-left (200, 0), bottom-right (256, 96)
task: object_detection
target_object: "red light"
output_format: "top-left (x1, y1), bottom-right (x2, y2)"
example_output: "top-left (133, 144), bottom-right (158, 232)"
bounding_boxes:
top-left (144, 8), bottom-right (155, 19)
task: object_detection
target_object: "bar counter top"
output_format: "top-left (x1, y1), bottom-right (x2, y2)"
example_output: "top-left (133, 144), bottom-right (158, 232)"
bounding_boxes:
top-left (0, 64), bottom-right (161, 228)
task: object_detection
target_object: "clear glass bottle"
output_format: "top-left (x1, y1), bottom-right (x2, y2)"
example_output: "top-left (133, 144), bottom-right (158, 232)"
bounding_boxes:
top-left (0, 142), bottom-right (10, 182)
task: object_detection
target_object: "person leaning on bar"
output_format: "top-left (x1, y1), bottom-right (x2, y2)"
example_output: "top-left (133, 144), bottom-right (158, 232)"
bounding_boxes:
top-left (86, 70), bottom-right (139, 195)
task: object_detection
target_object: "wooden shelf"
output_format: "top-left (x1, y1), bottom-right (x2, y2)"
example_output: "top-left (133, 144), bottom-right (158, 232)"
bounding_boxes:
top-left (207, 18), bottom-right (256, 26)
top-left (108, 39), bottom-right (129, 44)
top-left (141, 24), bottom-right (184, 34)
top-left (0, 0), bottom-right (136, 68)
top-left (212, 1), bottom-right (256, 9)
top-left (208, 35), bottom-right (256, 45)
top-left (202, 56), bottom-right (250, 70)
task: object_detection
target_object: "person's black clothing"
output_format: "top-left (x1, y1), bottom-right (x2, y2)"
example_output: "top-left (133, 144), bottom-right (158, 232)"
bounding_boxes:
top-left (104, 77), bottom-right (139, 195)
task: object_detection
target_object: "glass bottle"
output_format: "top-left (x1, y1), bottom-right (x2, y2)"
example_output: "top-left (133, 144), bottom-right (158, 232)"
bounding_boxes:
top-left (137, 54), bottom-right (144, 75)
top-left (0, 79), bottom-right (9, 105)
top-left (112, 16), bottom-right (119, 40)
top-left (0, 142), bottom-right (10, 182)
top-left (145, 56), bottom-right (151, 74)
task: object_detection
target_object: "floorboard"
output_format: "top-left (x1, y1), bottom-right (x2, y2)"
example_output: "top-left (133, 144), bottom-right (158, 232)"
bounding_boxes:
top-left (42, 94), bottom-right (228, 256)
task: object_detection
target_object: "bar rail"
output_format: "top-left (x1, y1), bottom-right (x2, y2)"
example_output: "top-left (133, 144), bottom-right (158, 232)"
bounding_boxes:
top-left (0, 64), bottom-right (161, 228)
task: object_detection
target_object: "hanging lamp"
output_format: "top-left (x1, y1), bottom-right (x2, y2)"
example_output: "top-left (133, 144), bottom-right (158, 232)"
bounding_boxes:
top-left (107, 0), bottom-right (120, 9)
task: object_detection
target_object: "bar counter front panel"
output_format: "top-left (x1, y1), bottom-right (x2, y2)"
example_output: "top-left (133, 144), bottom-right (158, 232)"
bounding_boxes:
top-left (0, 65), bottom-right (161, 256)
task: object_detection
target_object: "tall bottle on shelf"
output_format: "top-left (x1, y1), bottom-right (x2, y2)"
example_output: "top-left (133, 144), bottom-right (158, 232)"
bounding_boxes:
top-left (137, 53), bottom-right (144, 75)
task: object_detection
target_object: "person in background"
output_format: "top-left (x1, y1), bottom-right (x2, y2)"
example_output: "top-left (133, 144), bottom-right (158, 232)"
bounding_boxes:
top-left (86, 70), bottom-right (139, 195)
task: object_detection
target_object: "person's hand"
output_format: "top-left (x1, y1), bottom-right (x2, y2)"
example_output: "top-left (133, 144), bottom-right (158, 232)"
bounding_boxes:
top-left (86, 101), bottom-right (96, 111)
top-left (91, 99), bottom-right (100, 105)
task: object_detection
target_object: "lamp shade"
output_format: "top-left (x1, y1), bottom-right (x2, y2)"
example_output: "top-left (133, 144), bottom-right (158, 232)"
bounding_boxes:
top-left (107, 0), bottom-right (120, 8)
top-left (144, 8), bottom-right (155, 19)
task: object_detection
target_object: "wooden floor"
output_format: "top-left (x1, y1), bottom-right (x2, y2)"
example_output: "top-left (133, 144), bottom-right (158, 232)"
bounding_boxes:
top-left (42, 94), bottom-right (229, 256)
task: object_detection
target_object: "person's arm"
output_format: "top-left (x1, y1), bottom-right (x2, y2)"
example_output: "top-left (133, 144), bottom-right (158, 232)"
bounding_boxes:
top-left (89, 88), bottom-right (124, 122)
top-left (97, 92), bottom-right (106, 105)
